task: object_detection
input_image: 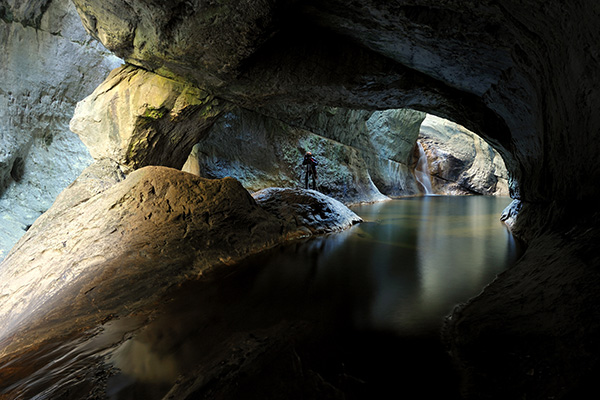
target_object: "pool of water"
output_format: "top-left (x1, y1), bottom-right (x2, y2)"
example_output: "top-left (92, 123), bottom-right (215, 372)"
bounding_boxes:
top-left (1, 196), bottom-right (521, 399)
top-left (106, 195), bottom-right (520, 399)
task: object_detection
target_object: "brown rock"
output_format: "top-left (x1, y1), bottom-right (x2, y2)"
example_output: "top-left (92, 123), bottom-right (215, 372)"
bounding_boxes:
top-left (0, 166), bottom-right (284, 358)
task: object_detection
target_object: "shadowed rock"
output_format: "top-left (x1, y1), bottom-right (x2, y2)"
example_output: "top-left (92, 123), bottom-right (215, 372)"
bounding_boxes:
top-left (0, 165), bottom-right (363, 364)
top-left (253, 187), bottom-right (363, 237)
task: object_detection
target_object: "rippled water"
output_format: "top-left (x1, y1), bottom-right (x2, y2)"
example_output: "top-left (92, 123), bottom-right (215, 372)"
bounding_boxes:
top-left (1, 196), bottom-right (520, 399)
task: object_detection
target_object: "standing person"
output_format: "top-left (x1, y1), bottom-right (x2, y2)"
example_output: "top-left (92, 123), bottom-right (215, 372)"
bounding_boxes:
top-left (302, 151), bottom-right (318, 190)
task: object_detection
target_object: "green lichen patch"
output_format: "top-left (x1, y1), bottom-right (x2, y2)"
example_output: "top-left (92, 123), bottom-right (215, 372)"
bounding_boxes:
top-left (141, 106), bottom-right (166, 120)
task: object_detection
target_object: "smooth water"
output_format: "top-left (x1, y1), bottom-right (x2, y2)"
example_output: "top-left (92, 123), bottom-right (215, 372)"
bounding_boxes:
top-left (105, 195), bottom-right (520, 398)
top-left (1, 196), bottom-right (521, 399)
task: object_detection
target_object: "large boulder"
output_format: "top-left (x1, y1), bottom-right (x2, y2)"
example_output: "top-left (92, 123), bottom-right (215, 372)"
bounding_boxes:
top-left (0, 0), bottom-right (122, 260)
top-left (252, 187), bottom-right (363, 237)
top-left (0, 166), bottom-right (286, 358)
top-left (0, 163), bottom-right (364, 362)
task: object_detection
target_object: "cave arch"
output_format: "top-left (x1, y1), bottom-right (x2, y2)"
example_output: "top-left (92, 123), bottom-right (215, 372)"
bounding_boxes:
top-left (4, 1), bottom-right (600, 399)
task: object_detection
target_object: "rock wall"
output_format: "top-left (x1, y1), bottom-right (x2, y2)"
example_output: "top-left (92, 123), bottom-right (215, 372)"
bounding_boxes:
top-left (0, 0), bottom-right (122, 260)
top-left (183, 106), bottom-right (425, 204)
top-left (182, 107), bottom-right (389, 205)
top-left (70, 65), bottom-right (227, 171)
top-left (2, 0), bottom-right (600, 398)
top-left (419, 114), bottom-right (509, 196)
top-left (290, 107), bottom-right (426, 198)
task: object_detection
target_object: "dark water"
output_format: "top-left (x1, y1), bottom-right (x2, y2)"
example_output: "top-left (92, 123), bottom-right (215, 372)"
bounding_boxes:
top-left (1, 196), bottom-right (520, 399)
top-left (105, 195), bottom-right (520, 399)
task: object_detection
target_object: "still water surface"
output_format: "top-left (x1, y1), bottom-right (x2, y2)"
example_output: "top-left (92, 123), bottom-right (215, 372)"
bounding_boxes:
top-left (107, 195), bottom-right (520, 398)
top-left (1, 196), bottom-right (520, 399)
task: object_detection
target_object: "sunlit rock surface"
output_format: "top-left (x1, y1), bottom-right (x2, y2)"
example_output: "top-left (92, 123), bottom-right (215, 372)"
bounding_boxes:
top-left (0, 164), bottom-right (362, 361)
top-left (419, 114), bottom-right (509, 196)
top-left (0, 167), bottom-right (286, 357)
top-left (2, 0), bottom-right (600, 398)
top-left (70, 65), bottom-right (227, 171)
top-left (0, 0), bottom-right (122, 260)
top-left (275, 106), bottom-right (427, 198)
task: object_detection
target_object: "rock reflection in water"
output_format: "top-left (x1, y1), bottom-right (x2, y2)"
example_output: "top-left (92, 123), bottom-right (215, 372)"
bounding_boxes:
top-left (107, 196), bottom-right (519, 398)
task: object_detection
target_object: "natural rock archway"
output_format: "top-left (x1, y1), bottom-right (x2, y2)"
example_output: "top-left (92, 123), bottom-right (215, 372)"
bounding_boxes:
top-left (69, 0), bottom-right (600, 210)
top-left (2, 1), bottom-right (600, 399)
top-left (67, 1), bottom-right (600, 398)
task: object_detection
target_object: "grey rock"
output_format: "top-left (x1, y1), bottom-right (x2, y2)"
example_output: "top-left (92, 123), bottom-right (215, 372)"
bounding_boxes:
top-left (182, 106), bottom-right (389, 205)
top-left (4, 0), bottom-right (600, 398)
top-left (0, 0), bottom-right (122, 260)
top-left (276, 106), bottom-right (426, 197)
top-left (419, 114), bottom-right (509, 196)
top-left (182, 106), bottom-right (427, 204)
top-left (252, 187), bottom-right (363, 237)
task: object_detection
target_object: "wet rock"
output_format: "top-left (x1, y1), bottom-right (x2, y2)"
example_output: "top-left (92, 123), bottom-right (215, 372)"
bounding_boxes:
top-left (70, 65), bottom-right (228, 170)
top-left (444, 225), bottom-right (600, 399)
top-left (252, 187), bottom-right (363, 237)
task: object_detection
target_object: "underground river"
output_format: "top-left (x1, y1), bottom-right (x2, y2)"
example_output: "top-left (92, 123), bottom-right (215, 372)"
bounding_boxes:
top-left (0, 195), bottom-right (521, 399)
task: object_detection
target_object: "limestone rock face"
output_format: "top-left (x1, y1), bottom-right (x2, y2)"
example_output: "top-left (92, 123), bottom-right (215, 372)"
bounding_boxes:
top-left (419, 114), bottom-right (509, 196)
top-left (71, 0), bottom-right (282, 88)
top-left (282, 106), bottom-right (426, 197)
top-left (0, 166), bottom-right (286, 357)
top-left (183, 106), bottom-right (425, 204)
top-left (182, 107), bottom-right (389, 205)
top-left (70, 65), bottom-right (227, 170)
top-left (0, 0), bottom-right (122, 260)
top-left (4, 0), bottom-right (600, 398)
top-left (252, 187), bottom-right (363, 237)
top-left (68, 0), bottom-right (600, 209)
top-left (364, 109), bottom-right (425, 196)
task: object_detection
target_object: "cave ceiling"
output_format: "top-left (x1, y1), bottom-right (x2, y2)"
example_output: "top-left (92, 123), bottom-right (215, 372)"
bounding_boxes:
top-left (70, 0), bottom-right (600, 204)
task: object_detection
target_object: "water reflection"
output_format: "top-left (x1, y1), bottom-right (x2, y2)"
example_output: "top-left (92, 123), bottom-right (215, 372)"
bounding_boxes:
top-left (259, 195), bottom-right (520, 336)
top-left (107, 196), bottom-right (519, 396)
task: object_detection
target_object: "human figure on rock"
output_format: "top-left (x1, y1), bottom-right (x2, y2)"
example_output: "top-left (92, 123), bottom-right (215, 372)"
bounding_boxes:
top-left (302, 151), bottom-right (318, 190)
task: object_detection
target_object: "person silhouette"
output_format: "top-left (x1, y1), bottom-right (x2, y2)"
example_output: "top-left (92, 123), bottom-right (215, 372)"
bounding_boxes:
top-left (302, 151), bottom-right (318, 190)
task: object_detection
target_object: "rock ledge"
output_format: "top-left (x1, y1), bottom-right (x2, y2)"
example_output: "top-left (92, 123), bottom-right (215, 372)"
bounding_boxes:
top-left (253, 187), bottom-right (363, 238)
